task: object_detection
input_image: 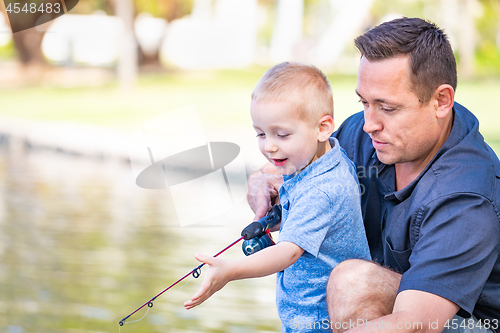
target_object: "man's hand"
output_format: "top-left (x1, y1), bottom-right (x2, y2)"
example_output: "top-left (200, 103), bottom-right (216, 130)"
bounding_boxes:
top-left (247, 163), bottom-right (283, 220)
top-left (184, 254), bottom-right (232, 309)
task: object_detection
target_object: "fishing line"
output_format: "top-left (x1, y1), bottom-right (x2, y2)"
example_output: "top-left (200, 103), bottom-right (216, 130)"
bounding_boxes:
top-left (155, 277), bottom-right (191, 302)
top-left (118, 278), bottom-right (191, 332)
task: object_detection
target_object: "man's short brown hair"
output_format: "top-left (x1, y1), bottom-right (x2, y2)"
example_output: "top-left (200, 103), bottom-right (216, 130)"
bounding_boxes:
top-left (354, 17), bottom-right (457, 104)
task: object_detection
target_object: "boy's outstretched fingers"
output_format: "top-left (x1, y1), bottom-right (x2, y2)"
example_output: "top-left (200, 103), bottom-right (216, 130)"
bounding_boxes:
top-left (184, 254), bottom-right (230, 310)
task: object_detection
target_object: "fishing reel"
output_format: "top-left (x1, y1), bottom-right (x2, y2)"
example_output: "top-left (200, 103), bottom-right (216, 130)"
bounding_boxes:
top-left (241, 204), bottom-right (281, 256)
top-left (242, 230), bottom-right (275, 255)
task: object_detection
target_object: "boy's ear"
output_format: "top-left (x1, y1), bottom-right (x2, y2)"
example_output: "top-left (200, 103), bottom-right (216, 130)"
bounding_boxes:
top-left (317, 115), bottom-right (334, 142)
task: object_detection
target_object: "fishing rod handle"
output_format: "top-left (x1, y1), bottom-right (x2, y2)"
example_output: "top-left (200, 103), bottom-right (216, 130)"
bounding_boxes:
top-left (241, 204), bottom-right (282, 240)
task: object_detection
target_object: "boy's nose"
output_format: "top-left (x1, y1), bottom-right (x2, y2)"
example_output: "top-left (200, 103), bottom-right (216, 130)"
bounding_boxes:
top-left (264, 140), bottom-right (278, 153)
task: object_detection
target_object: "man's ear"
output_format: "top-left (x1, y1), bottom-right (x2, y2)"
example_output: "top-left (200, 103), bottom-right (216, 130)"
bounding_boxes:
top-left (317, 115), bottom-right (335, 142)
top-left (433, 84), bottom-right (455, 119)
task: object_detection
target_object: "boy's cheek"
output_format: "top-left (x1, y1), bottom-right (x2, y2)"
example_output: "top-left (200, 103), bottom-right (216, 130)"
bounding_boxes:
top-left (258, 143), bottom-right (267, 156)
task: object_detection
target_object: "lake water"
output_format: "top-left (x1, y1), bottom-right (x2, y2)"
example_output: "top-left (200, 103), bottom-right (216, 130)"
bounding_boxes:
top-left (0, 144), bottom-right (281, 333)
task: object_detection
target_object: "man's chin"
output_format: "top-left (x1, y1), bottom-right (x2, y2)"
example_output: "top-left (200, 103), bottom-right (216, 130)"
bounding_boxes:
top-left (375, 151), bottom-right (397, 165)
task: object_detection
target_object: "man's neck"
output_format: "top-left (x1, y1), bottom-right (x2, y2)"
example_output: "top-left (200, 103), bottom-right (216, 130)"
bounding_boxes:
top-left (395, 163), bottom-right (425, 191)
top-left (394, 112), bottom-right (454, 191)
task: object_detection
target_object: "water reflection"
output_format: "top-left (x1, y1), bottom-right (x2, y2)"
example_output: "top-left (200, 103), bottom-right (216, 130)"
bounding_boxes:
top-left (0, 146), bottom-right (280, 333)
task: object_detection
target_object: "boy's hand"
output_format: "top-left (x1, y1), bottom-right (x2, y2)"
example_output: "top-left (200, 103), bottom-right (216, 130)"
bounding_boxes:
top-left (184, 242), bottom-right (304, 310)
top-left (184, 254), bottom-right (231, 309)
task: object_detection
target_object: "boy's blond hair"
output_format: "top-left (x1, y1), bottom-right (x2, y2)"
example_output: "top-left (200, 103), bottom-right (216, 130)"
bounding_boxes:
top-left (251, 62), bottom-right (333, 124)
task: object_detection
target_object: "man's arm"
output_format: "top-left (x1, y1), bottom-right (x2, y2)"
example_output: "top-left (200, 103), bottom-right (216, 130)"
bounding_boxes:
top-left (328, 260), bottom-right (459, 333)
top-left (184, 241), bottom-right (304, 309)
top-left (329, 194), bottom-right (499, 333)
top-left (347, 290), bottom-right (459, 333)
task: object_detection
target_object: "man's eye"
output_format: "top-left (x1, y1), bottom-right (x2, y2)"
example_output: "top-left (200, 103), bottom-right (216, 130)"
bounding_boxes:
top-left (382, 107), bottom-right (395, 113)
top-left (358, 99), bottom-right (368, 106)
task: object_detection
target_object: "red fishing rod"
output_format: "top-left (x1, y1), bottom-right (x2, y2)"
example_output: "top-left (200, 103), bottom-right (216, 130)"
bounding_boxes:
top-left (118, 204), bottom-right (282, 327)
top-left (118, 235), bottom-right (244, 326)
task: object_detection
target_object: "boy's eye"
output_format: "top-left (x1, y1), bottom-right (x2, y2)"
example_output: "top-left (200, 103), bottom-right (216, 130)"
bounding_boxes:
top-left (256, 133), bottom-right (265, 138)
top-left (277, 134), bottom-right (289, 138)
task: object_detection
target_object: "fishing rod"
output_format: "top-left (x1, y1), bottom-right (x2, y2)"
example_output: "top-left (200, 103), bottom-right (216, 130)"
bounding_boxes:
top-left (118, 236), bottom-right (244, 326)
top-left (118, 204), bottom-right (282, 327)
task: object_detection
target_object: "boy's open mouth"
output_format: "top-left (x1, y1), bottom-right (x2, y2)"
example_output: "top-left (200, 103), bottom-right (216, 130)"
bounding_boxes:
top-left (272, 158), bottom-right (287, 167)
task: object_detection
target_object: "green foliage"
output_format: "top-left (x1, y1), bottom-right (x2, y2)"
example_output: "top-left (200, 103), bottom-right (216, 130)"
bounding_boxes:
top-left (133, 0), bottom-right (194, 21)
top-left (0, 40), bottom-right (16, 60)
top-left (62, 0), bottom-right (194, 19)
top-left (476, 0), bottom-right (500, 75)
top-left (256, 0), bottom-right (275, 46)
top-left (476, 40), bottom-right (500, 76)
top-left (70, 0), bottom-right (113, 15)
top-left (370, 0), bottom-right (426, 22)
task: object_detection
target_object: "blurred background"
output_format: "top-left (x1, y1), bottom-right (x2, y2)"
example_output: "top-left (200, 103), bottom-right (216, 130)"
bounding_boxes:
top-left (0, 0), bottom-right (499, 332)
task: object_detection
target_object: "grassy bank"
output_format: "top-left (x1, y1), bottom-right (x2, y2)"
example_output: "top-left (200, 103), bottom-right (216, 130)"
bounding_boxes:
top-left (0, 68), bottom-right (498, 153)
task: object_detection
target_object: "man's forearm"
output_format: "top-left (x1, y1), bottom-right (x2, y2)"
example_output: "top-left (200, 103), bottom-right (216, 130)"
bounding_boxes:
top-left (342, 311), bottom-right (428, 333)
top-left (342, 290), bottom-right (459, 333)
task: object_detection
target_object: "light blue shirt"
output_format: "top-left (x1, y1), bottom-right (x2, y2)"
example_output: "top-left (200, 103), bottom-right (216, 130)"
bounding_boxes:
top-left (276, 138), bottom-right (371, 332)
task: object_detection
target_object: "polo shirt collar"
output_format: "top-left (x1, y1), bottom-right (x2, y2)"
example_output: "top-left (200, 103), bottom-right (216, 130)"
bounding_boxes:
top-left (281, 137), bottom-right (341, 195)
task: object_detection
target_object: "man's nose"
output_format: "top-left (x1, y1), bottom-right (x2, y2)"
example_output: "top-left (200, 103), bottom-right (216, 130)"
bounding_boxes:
top-left (363, 107), bottom-right (383, 134)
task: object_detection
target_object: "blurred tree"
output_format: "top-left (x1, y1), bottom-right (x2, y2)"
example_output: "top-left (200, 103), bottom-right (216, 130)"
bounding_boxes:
top-left (270, 0), bottom-right (304, 62)
top-left (255, 0), bottom-right (275, 49)
top-left (3, 0), bottom-right (193, 69)
top-left (1, 0), bottom-right (62, 67)
top-left (476, 0), bottom-right (500, 76)
top-left (133, 0), bottom-right (193, 66)
top-left (11, 30), bottom-right (44, 66)
top-left (112, 0), bottom-right (137, 91)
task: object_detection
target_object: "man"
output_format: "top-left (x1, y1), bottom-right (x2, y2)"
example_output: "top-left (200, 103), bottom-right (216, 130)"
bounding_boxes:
top-left (247, 17), bottom-right (500, 333)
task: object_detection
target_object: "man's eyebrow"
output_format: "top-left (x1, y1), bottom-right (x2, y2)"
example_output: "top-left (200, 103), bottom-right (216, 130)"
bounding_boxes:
top-left (355, 89), bottom-right (394, 105)
top-left (355, 89), bottom-right (371, 100)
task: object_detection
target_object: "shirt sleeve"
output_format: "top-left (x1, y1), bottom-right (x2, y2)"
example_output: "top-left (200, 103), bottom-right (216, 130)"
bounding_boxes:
top-left (278, 188), bottom-right (336, 257)
top-left (398, 193), bottom-right (500, 317)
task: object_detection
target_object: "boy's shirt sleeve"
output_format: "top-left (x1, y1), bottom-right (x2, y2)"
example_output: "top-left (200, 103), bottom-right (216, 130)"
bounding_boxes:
top-left (277, 187), bottom-right (333, 257)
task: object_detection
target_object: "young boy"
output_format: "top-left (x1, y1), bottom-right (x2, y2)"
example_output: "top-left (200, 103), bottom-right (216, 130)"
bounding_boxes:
top-left (184, 62), bottom-right (371, 332)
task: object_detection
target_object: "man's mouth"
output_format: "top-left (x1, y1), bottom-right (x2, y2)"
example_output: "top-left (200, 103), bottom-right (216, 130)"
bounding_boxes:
top-left (371, 139), bottom-right (387, 150)
top-left (271, 158), bottom-right (288, 167)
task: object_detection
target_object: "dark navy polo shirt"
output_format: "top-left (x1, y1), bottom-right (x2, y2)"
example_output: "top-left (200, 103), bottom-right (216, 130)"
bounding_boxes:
top-left (333, 102), bottom-right (500, 329)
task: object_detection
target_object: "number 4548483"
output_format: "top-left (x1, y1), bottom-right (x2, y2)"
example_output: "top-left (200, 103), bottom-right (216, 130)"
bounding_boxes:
top-left (5, 2), bottom-right (61, 14)
top-left (444, 318), bottom-right (499, 331)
